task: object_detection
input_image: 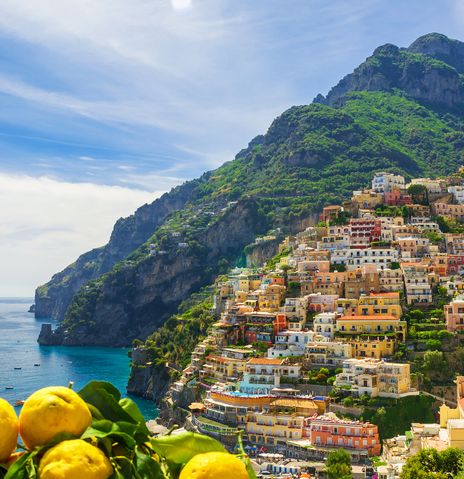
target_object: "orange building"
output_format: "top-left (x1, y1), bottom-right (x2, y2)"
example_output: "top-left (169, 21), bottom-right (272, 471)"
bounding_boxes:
top-left (309, 414), bottom-right (381, 456)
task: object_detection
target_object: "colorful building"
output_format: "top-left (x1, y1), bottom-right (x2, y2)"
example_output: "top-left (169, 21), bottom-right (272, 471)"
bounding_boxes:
top-left (309, 413), bottom-right (381, 456)
top-left (445, 295), bottom-right (464, 333)
top-left (335, 358), bottom-right (415, 398)
top-left (336, 315), bottom-right (406, 341)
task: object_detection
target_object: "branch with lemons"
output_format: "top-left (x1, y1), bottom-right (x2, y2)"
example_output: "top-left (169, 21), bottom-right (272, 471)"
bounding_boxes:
top-left (0, 381), bottom-right (256, 479)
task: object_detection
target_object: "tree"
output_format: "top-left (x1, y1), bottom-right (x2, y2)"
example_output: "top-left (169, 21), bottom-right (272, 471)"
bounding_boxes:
top-left (400, 448), bottom-right (464, 478)
top-left (326, 449), bottom-right (351, 479)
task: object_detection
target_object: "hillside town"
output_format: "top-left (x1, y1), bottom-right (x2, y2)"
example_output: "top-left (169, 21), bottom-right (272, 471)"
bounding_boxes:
top-left (157, 170), bottom-right (464, 478)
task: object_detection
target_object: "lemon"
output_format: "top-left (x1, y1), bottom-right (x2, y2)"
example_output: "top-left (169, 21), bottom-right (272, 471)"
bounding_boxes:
top-left (0, 398), bottom-right (18, 462)
top-left (179, 451), bottom-right (248, 479)
top-left (19, 386), bottom-right (91, 450)
top-left (38, 439), bottom-right (113, 479)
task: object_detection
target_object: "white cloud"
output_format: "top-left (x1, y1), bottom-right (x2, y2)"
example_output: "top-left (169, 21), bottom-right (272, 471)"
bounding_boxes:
top-left (171, 0), bottom-right (192, 10)
top-left (0, 173), bottom-right (158, 297)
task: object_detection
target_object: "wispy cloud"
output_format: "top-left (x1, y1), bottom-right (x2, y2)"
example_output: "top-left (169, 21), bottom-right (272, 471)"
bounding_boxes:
top-left (0, 173), bottom-right (158, 296)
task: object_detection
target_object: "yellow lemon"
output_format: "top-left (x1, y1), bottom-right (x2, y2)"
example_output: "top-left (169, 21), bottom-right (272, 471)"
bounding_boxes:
top-left (179, 451), bottom-right (248, 479)
top-left (39, 439), bottom-right (112, 479)
top-left (19, 386), bottom-right (91, 449)
top-left (0, 398), bottom-right (18, 462)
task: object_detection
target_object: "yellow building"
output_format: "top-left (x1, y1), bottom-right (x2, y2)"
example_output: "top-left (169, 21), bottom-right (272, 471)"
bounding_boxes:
top-left (356, 292), bottom-right (402, 318)
top-left (258, 284), bottom-right (286, 312)
top-left (336, 298), bottom-right (358, 315)
top-left (440, 377), bottom-right (464, 449)
top-left (336, 315), bottom-right (406, 341)
top-left (347, 338), bottom-right (395, 359)
top-left (200, 354), bottom-right (247, 381)
top-left (351, 190), bottom-right (384, 210)
top-left (246, 411), bottom-right (307, 446)
top-left (270, 397), bottom-right (326, 415)
top-left (336, 358), bottom-right (413, 398)
top-left (234, 290), bottom-right (248, 304)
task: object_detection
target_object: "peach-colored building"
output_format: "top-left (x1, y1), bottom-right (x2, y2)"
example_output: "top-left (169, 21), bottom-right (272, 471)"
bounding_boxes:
top-left (433, 202), bottom-right (464, 222)
top-left (445, 295), bottom-right (464, 332)
top-left (309, 413), bottom-right (381, 456)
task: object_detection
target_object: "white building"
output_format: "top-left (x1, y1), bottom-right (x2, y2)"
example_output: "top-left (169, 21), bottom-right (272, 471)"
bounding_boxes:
top-left (305, 341), bottom-right (352, 366)
top-left (267, 330), bottom-right (326, 358)
top-left (313, 312), bottom-right (337, 339)
top-left (372, 172), bottom-right (406, 193)
top-left (331, 248), bottom-right (399, 270)
top-left (410, 178), bottom-right (444, 194)
top-left (335, 358), bottom-right (416, 398)
top-left (448, 186), bottom-right (464, 204)
top-left (239, 358), bottom-right (301, 394)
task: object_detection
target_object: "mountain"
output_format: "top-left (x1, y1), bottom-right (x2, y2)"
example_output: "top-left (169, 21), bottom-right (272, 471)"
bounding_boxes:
top-left (36, 33), bottom-right (464, 347)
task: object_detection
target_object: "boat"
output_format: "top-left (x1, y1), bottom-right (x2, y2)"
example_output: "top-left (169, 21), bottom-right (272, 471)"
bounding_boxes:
top-left (5, 386), bottom-right (14, 390)
top-left (14, 367), bottom-right (21, 370)
top-left (33, 363), bottom-right (40, 367)
top-left (14, 400), bottom-right (24, 407)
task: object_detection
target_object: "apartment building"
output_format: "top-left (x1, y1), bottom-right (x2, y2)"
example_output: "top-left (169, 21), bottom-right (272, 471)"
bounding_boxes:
top-left (401, 262), bottom-right (433, 305)
top-left (313, 312), bottom-right (338, 339)
top-left (378, 268), bottom-right (404, 292)
top-left (372, 172), bottom-right (406, 193)
top-left (309, 413), bottom-right (381, 456)
top-left (331, 247), bottom-right (399, 270)
top-left (305, 341), bottom-right (352, 366)
top-left (445, 295), bottom-right (464, 333)
top-left (433, 203), bottom-right (464, 222)
top-left (239, 358), bottom-right (301, 394)
top-left (335, 315), bottom-right (406, 341)
top-left (246, 411), bottom-right (308, 447)
top-left (335, 358), bottom-right (414, 398)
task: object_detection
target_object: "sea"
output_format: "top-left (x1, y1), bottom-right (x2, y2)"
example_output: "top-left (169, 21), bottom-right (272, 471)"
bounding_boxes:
top-left (0, 298), bottom-right (157, 419)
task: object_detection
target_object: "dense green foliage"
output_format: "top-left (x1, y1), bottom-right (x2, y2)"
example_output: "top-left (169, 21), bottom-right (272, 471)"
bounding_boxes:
top-left (361, 395), bottom-right (436, 439)
top-left (326, 449), bottom-right (352, 479)
top-left (400, 448), bottom-right (464, 479)
top-left (139, 287), bottom-right (216, 371)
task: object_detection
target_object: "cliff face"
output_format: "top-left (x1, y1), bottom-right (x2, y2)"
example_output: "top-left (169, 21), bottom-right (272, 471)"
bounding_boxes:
top-left (317, 33), bottom-right (464, 109)
top-left (40, 199), bottom-right (268, 346)
top-left (35, 179), bottom-right (200, 320)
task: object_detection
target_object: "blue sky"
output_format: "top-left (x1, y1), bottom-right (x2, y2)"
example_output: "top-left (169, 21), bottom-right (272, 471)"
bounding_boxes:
top-left (1, 0), bottom-right (464, 296)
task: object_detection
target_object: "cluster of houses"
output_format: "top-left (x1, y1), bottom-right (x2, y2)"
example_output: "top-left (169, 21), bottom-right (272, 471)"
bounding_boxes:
top-left (165, 170), bottom-right (464, 477)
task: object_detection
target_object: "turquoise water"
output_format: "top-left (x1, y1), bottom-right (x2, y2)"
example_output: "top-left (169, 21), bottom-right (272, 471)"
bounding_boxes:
top-left (0, 298), bottom-right (157, 419)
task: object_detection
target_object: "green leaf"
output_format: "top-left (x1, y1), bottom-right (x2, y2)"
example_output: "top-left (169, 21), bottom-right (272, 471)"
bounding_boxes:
top-left (81, 420), bottom-right (137, 449)
top-left (80, 381), bottom-right (121, 401)
top-left (119, 398), bottom-right (149, 435)
top-left (134, 448), bottom-right (163, 479)
top-left (110, 457), bottom-right (134, 479)
top-left (79, 382), bottom-right (135, 424)
top-left (244, 458), bottom-right (258, 479)
top-left (4, 452), bottom-right (37, 479)
top-left (151, 432), bottom-right (226, 465)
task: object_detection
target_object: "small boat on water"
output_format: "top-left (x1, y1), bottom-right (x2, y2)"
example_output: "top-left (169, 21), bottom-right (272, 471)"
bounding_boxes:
top-left (14, 400), bottom-right (24, 407)
top-left (34, 364), bottom-right (40, 367)
top-left (14, 367), bottom-right (21, 370)
top-left (5, 386), bottom-right (14, 390)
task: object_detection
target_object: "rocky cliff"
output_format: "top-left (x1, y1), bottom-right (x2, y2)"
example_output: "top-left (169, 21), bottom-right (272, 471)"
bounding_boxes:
top-left (34, 179), bottom-right (200, 320)
top-left (316, 33), bottom-right (464, 109)
top-left (35, 33), bottom-right (464, 349)
top-left (39, 199), bottom-right (268, 346)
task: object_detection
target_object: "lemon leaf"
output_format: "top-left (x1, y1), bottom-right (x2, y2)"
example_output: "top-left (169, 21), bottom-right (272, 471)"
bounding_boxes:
top-left (151, 432), bottom-right (226, 465)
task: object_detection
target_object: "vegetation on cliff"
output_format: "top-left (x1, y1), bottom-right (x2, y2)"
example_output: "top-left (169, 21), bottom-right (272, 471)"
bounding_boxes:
top-left (135, 287), bottom-right (216, 372)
